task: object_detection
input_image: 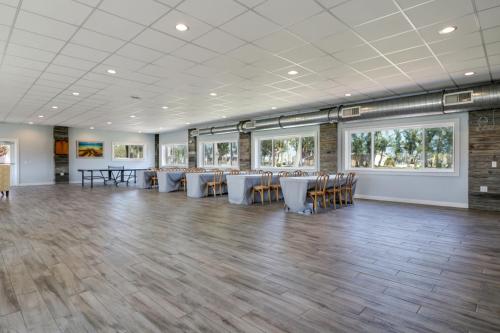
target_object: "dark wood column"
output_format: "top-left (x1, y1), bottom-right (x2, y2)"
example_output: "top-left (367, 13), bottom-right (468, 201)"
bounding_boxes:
top-left (319, 123), bottom-right (337, 172)
top-left (154, 134), bottom-right (159, 168)
top-left (239, 132), bottom-right (251, 171)
top-left (188, 129), bottom-right (197, 168)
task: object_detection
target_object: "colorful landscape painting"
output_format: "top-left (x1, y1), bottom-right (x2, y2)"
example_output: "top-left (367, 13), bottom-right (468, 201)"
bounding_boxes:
top-left (77, 141), bottom-right (104, 158)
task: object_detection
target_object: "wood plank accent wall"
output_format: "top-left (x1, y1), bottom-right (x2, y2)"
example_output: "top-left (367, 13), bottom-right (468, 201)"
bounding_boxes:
top-left (54, 126), bottom-right (69, 184)
top-left (319, 123), bottom-right (337, 172)
top-left (469, 109), bottom-right (500, 211)
top-left (239, 132), bottom-right (251, 171)
top-left (154, 134), bottom-right (159, 168)
top-left (188, 129), bottom-right (197, 168)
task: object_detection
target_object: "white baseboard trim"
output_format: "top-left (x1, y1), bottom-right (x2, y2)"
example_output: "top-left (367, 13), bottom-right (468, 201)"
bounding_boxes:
top-left (15, 182), bottom-right (55, 186)
top-left (354, 194), bottom-right (468, 209)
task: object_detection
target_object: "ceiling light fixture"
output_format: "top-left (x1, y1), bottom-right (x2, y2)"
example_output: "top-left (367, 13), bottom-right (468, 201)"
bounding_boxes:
top-left (271, 107), bottom-right (277, 110)
top-left (107, 69), bottom-right (117, 74)
top-left (345, 93), bottom-right (352, 97)
top-left (210, 92), bottom-right (217, 96)
top-left (162, 106), bottom-right (168, 109)
top-left (464, 71), bottom-right (475, 76)
top-left (186, 122), bottom-right (191, 125)
top-left (51, 106), bottom-right (58, 109)
top-left (106, 121), bottom-right (112, 125)
top-left (288, 70), bottom-right (298, 75)
top-left (222, 115), bottom-right (227, 118)
top-left (439, 26), bottom-right (457, 35)
top-left (38, 115), bottom-right (44, 118)
top-left (130, 115), bottom-right (136, 118)
top-left (89, 126), bottom-right (95, 130)
top-left (28, 121), bottom-right (34, 125)
top-left (72, 92), bottom-right (80, 96)
top-left (176, 23), bottom-right (189, 32)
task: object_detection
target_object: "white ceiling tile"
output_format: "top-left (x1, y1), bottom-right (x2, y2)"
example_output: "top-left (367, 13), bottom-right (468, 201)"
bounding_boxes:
top-left (314, 30), bottom-right (364, 54)
top-left (116, 43), bottom-right (163, 62)
top-left (252, 55), bottom-right (295, 71)
top-left (192, 28), bottom-right (245, 53)
top-left (171, 43), bottom-right (218, 62)
top-left (0, 3), bottom-right (15, 25)
top-left (53, 54), bottom-right (97, 71)
top-left (177, 0), bottom-right (246, 26)
top-left (478, 5), bottom-right (500, 29)
top-left (21, 0), bottom-right (92, 25)
top-left (10, 29), bottom-right (65, 53)
top-left (226, 44), bottom-right (269, 63)
top-left (152, 9), bottom-right (212, 42)
top-left (287, 11), bottom-right (347, 42)
top-left (61, 43), bottom-right (110, 62)
top-left (386, 45), bottom-right (433, 64)
top-left (371, 31), bottom-right (423, 53)
top-left (0, 0), bottom-right (19, 6)
top-left (300, 55), bottom-right (344, 72)
top-left (418, 14), bottom-right (479, 44)
top-left (486, 42), bottom-right (500, 56)
top-left (83, 10), bottom-right (144, 40)
top-left (15, 11), bottom-right (77, 40)
top-left (394, 0), bottom-right (432, 10)
top-left (7, 43), bottom-right (56, 62)
top-left (483, 26), bottom-right (500, 44)
top-left (404, 0), bottom-right (474, 28)
top-left (220, 11), bottom-right (280, 42)
top-left (333, 44), bottom-right (379, 63)
top-left (351, 56), bottom-right (393, 71)
top-left (153, 54), bottom-right (195, 71)
top-left (355, 13), bottom-right (413, 41)
top-left (132, 28), bottom-right (185, 53)
top-left (99, 0), bottom-right (170, 25)
top-left (429, 32), bottom-right (483, 54)
top-left (254, 0), bottom-right (323, 26)
top-left (254, 30), bottom-right (307, 53)
top-left (71, 28), bottom-right (125, 53)
top-left (331, 0), bottom-right (399, 26)
top-left (475, 0), bottom-right (500, 11)
top-left (278, 45), bottom-right (326, 64)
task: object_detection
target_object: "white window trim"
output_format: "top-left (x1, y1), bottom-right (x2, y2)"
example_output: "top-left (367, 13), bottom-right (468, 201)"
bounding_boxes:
top-left (253, 130), bottom-right (319, 171)
top-left (161, 143), bottom-right (188, 167)
top-left (112, 142), bottom-right (146, 161)
top-left (343, 119), bottom-right (459, 176)
top-left (198, 139), bottom-right (239, 168)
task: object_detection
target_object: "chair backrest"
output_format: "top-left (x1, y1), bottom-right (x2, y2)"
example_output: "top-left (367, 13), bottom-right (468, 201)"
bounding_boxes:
top-left (260, 171), bottom-right (273, 187)
top-left (314, 174), bottom-right (329, 193)
top-left (278, 171), bottom-right (288, 178)
top-left (229, 169), bottom-right (241, 175)
top-left (213, 170), bottom-right (224, 183)
top-left (346, 172), bottom-right (356, 186)
top-left (333, 173), bottom-right (343, 187)
top-left (291, 170), bottom-right (304, 177)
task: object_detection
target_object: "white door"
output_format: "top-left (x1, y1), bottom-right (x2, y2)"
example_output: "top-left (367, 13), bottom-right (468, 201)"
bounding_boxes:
top-left (0, 139), bottom-right (19, 185)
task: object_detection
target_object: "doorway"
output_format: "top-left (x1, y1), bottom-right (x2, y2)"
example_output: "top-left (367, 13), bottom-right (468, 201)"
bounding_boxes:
top-left (0, 139), bottom-right (19, 186)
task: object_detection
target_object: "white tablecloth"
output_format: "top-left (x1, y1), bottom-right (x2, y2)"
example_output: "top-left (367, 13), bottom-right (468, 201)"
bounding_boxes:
top-left (226, 174), bottom-right (282, 205)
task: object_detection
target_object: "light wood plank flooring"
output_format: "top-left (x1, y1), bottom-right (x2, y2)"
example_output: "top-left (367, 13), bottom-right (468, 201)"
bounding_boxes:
top-left (1, 185), bottom-right (500, 333)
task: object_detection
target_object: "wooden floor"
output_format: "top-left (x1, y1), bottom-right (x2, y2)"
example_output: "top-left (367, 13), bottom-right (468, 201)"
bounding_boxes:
top-left (1, 185), bottom-right (500, 333)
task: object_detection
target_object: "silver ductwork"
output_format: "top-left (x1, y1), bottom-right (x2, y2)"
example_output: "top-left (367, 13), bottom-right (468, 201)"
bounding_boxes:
top-left (191, 82), bottom-right (500, 136)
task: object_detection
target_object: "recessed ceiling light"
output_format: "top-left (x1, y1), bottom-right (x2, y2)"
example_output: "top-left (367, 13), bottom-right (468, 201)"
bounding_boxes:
top-left (271, 107), bottom-right (277, 110)
top-left (28, 121), bottom-right (34, 125)
top-left (464, 71), bottom-right (475, 76)
top-left (222, 115), bottom-right (227, 118)
top-left (345, 93), bottom-right (352, 97)
top-left (89, 126), bottom-right (95, 130)
top-left (210, 92), bottom-right (217, 96)
top-left (107, 69), bottom-right (117, 74)
top-left (288, 70), bottom-right (299, 75)
top-left (439, 26), bottom-right (457, 35)
top-left (72, 92), bottom-right (80, 96)
top-left (51, 106), bottom-right (58, 109)
top-left (176, 23), bottom-right (189, 32)
top-left (106, 121), bottom-right (112, 125)
top-left (38, 115), bottom-right (44, 118)
top-left (162, 106), bottom-right (169, 109)
top-left (130, 115), bottom-right (136, 118)
top-left (186, 122), bottom-right (191, 125)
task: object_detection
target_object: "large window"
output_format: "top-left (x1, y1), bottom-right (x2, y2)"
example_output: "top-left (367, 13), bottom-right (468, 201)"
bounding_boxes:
top-left (257, 134), bottom-right (316, 169)
top-left (112, 143), bottom-right (145, 160)
top-left (161, 144), bottom-right (187, 166)
top-left (346, 123), bottom-right (455, 172)
top-left (201, 141), bottom-right (238, 167)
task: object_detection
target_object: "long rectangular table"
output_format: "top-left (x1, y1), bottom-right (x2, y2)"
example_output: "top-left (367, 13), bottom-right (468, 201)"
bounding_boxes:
top-left (280, 175), bottom-right (358, 214)
top-left (157, 170), bottom-right (185, 192)
top-left (186, 172), bottom-right (228, 198)
top-left (226, 174), bottom-right (282, 205)
top-left (78, 168), bottom-right (146, 188)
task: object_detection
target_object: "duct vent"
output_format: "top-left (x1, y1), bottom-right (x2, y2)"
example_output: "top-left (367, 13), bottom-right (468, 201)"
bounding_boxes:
top-left (342, 106), bottom-right (361, 118)
top-left (444, 90), bottom-right (473, 106)
top-left (245, 120), bottom-right (257, 129)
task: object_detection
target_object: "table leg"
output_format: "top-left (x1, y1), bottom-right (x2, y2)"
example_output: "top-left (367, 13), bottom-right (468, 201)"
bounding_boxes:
top-left (134, 170), bottom-right (137, 184)
top-left (81, 171), bottom-right (84, 187)
top-left (90, 170), bottom-right (94, 188)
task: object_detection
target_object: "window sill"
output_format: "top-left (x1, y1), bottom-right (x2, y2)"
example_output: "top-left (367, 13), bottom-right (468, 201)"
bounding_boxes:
top-left (343, 169), bottom-right (459, 177)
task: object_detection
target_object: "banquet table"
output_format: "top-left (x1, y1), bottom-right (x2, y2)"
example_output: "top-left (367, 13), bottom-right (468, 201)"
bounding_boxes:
top-left (186, 172), bottom-right (229, 198)
top-left (136, 170), bottom-right (156, 189)
top-left (280, 175), bottom-right (358, 214)
top-left (226, 174), bottom-right (282, 205)
top-left (157, 170), bottom-right (185, 193)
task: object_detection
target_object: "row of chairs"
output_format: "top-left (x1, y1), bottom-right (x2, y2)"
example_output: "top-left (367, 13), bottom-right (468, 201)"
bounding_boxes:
top-left (251, 170), bottom-right (305, 205)
top-left (307, 172), bottom-right (356, 213)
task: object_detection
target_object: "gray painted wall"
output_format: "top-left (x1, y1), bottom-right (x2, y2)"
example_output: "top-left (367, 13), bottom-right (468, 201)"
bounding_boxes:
top-left (0, 123), bottom-right (54, 185)
top-left (337, 113), bottom-right (469, 208)
top-left (69, 128), bottom-right (155, 183)
top-left (159, 129), bottom-right (188, 146)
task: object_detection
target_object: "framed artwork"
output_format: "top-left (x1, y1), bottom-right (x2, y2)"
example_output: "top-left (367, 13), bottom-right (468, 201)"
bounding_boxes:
top-left (77, 141), bottom-right (104, 158)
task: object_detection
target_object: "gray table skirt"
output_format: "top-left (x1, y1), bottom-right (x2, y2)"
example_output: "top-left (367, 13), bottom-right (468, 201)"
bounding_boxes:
top-left (157, 171), bottom-right (185, 193)
top-left (186, 172), bottom-right (230, 198)
top-left (136, 170), bottom-right (156, 189)
top-left (227, 174), bottom-right (282, 205)
top-left (280, 175), bottom-right (358, 214)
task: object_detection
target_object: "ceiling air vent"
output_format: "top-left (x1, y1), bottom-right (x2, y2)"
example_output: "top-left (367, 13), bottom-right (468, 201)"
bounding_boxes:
top-left (444, 90), bottom-right (473, 106)
top-left (342, 106), bottom-right (361, 118)
top-left (244, 120), bottom-right (257, 130)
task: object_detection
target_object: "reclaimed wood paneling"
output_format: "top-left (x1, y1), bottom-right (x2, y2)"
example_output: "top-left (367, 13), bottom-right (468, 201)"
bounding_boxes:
top-left (188, 129), bottom-right (197, 168)
top-left (319, 123), bottom-right (337, 172)
top-left (239, 132), bottom-right (251, 171)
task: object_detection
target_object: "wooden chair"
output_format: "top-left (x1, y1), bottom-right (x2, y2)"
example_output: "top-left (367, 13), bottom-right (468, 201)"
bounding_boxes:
top-left (150, 174), bottom-right (158, 189)
top-left (270, 171), bottom-right (288, 202)
top-left (307, 174), bottom-right (329, 213)
top-left (291, 170), bottom-right (304, 177)
top-left (252, 171), bottom-right (273, 205)
top-left (229, 169), bottom-right (241, 175)
top-left (327, 173), bottom-right (344, 209)
top-left (342, 172), bottom-right (356, 205)
top-left (206, 170), bottom-right (224, 197)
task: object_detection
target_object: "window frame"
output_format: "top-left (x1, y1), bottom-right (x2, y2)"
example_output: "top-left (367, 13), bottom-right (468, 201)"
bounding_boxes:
top-left (344, 120), bottom-right (458, 175)
top-left (111, 142), bottom-right (146, 161)
top-left (161, 143), bottom-right (188, 167)
top-left (198, 139), bottom-right (239, 168)
top-left (254, 131), bottom-right (319, 171)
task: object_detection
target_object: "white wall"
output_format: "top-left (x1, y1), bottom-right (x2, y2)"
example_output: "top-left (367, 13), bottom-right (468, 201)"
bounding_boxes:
top-left (0, 122), bottom-right (54, 185)
top-left (338, 113), bottom-right (469, 208)
top-left (159, 129), bottom-right (188, 146)
top-left (69, 128), bottom-right (155, 183)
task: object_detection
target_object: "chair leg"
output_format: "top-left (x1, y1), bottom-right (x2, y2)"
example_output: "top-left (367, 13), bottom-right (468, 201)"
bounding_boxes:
top-left (268, 189), bottom-right (272, 204)
top-left (350, 189), bottom-right (354, 205)
top-left (322, 194), bottom-right (327, 209)
top-left (333, 191), bottom-right (336, 210)
top-left (260, 190), bottom-right (264, 205)
top-left (252, 189), bottom-right (255, 204)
